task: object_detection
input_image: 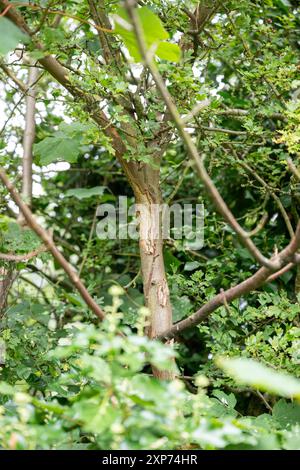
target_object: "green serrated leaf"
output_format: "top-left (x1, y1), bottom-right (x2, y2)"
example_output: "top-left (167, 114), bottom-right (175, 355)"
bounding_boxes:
top-left (273, 399), bottom-right (300, 428)
top-left (0, 17), bottom-right (28, 56)
top-left (34, 122), bottom-right (94, 165)
top-left (113, 7), bottom-right (180, 62)
top-left (34, 136), bottom-right (80, 165)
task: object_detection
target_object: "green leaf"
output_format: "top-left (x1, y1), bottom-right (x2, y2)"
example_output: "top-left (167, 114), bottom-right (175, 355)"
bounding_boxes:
top-left (212, 390), bottom-right (237, 409)
top-left (210, 390), bottom-right (238, 418)
top-left (0, 17), bottom-right (28, 56)
top-left (113, 7), bottom-right (180, 62)
top-left (79, 354), bottom-right (111, 384)
top-left (273, 399), bottom-right (300, 428)
top-left (217, 357), bottom-right (300, 399)
top-left (184, 261), bottom-right (200, 271)
top-left (282, 427), bottom-right (300, 450)
top-left (65, 186), bottom-right (106, 200)
top-left (156, 42), bottom-right (181, 62)
top-left (172, 295), bottom-right (192, 322)
top-left (65, 293), bottom-right (86, 307)
top-left (34, 137), bottom-right (79, 165)
top-left (274, 0), bottom-right (291, 13)
top-left (34, 122), bottom-right (95, 165)
top-left (0, 381), bottom-right (15, 395)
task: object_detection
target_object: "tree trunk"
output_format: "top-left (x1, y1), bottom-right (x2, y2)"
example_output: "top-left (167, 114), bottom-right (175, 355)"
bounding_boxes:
top-left (134, 165), bottom-right (174, 380)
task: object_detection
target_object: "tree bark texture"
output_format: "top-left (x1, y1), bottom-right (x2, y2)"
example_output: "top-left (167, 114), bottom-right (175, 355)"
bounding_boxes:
top-left (133, 165), bottom-right (174, 380)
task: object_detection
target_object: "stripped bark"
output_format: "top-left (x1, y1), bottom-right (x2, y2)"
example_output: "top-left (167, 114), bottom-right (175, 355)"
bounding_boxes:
top-left (135, 166), bottom-right (174, 379)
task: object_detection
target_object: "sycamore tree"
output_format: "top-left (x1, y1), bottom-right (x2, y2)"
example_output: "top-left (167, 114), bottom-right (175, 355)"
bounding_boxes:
top-left (0, 0), bottom-right (300, 390)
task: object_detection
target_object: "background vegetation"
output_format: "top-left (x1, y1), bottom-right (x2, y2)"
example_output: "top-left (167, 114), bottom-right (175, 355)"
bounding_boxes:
top-left (0, 0), bottom-right (300, 450)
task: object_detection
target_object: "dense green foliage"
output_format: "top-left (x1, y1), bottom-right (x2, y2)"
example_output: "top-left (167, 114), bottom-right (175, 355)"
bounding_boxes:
top-left (0, 0), bottom-right (300, 450)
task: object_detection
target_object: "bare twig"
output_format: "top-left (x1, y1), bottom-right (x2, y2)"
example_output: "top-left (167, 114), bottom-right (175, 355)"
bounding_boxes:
top-left (217, 108), bottom-right (285, 121)
top-left (256, 390), bottom-right (273, 412)
top-left (288, 158), bottom-right (300, 182)
top-left (157, 224), bottom-right (300, 339)
top-left (196, 125), bottom-right (248, 136)
top-left (236, 156), bottom-right (295, 239)
top-left (266, 262), bottom-right (295, 283)
top-left (247, 212), bottom-right (268, 237)
top-left (0, 245), bottom-right (47, 262)
top-left (0, 61), bottom-right (27, 92)
top-left (182, 99), bottom-right (210, 124)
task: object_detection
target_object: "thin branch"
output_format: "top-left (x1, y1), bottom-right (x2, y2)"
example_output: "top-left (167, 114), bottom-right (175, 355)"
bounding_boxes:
top-left (182, 99), bottom-right (210, 124)
top-left (181, 7), bottom-right (196, 23)
top-left (27, 264), bottom-right (72, 291)
top-left (217, 108), bottom-right (285, 121)
top-left (0, 70), bottom-right (44, 137)
top-left (0, 61), bottom-right (27, 92)
top-left (124, 269), bottom-right (141, 290)
top-left (0, 169), bottom-right (105, 321)
top-left (19, 275), bottom-right (50, 304)
top-left (247, 212), bottom-right (268, 237)
top-left (236, 156), bottom-right (295, 239)
top-left (157, 224), bottom-right (300, 339)
top-left (166, 162), bottom-right (191, 204)
top-left (266, 262), bottom-right (295, 283)
top-left (87, 0), bottom-right (113, 63)
top-left (288, 158), bottom-right (300, 182)
top-left (256, 390), bottom-right (273, 412)
top-left (0, 245), bottom-right (47, 262)
top-left (196, 125), bottom-right (248, 136)
top-left (0, 2), bottom-right (113, 34)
